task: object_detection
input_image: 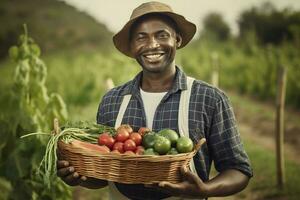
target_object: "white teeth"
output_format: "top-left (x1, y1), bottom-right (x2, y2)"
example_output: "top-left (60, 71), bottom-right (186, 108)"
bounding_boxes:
top-left (145, 54), bottom-right (161, 59)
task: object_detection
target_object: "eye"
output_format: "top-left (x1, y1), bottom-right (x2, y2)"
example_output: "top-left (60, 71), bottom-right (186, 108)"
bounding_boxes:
top-left (158, 32), bottom-right (170, 39)
top-left (135, 34), bottom-right (147, 42)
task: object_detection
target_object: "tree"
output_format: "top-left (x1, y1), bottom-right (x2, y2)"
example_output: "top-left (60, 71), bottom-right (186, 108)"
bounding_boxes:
top-left (200, 12), bottom-right (231, 41)
top-left (238, 2), bottom-right (300, 45)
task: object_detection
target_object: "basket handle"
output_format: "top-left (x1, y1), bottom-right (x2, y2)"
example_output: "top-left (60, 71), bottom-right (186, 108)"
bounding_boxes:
top-left (193, 138), bottom-right (206, 152)
top-left (53, 118), bottom-right (60, 135)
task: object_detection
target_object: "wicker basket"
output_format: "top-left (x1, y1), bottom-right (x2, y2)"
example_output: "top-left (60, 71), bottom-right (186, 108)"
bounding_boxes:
top-left (55, 119), bottom-right (206, 184)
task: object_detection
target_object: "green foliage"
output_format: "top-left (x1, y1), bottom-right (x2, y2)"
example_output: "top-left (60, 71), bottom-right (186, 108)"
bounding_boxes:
top-left (238, 2), bottom-right (300, 45)
top-left (0, 177), bottom-right (11, 200)
top-left (177, 38), bottom-right (300, 109)
top-left (42, 50), bottom-right (139, 121)
top-left (200, 12), bottom-right (231, 41)
top-left (9, 24), bottom-right (68, 131)
top-left (0, 26), bottom-right (71, 199)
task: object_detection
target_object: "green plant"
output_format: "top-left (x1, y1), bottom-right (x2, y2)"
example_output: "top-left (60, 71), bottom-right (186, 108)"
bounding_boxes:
top-left (0, 25), bottom-right (70, 200)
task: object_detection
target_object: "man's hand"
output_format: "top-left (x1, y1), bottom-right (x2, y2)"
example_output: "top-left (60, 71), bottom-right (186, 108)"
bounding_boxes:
top-left (57, 160), bottom-right (87, 186)
top-left (57, 160), bottom-right (108, 189)
top-left (150, 166), bottom-right (209, 199)
top-left (147, 166), bottom-right (250, 199)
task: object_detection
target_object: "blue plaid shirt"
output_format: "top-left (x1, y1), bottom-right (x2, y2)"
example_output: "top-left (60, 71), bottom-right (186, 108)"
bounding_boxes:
top-left (97, 66), bottom-right (252, 200)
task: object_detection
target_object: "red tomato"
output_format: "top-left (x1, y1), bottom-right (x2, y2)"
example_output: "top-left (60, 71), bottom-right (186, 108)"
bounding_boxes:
top-left (112, 142), bottom-right (124, 153)
top-left (98, 132), bottom-right (115, 149)
top-left (117, 124), bottom-right (133, 134)
top-left (124, 151), bottom-right (135, 155)
top-left (129, 132), bottom-right (142, 146)
top-left (116, 128), bottom-right (130, 142)
top-left (135, 146), bottom-right (145, 155)
top-left (124, 139), bottom-right (136, 152)
top-left (138, 127), bottom-right (151, 136)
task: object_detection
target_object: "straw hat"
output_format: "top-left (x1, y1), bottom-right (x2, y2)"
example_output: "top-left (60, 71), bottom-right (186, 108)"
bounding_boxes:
top-left (113, 1), bottom-right (196, 57)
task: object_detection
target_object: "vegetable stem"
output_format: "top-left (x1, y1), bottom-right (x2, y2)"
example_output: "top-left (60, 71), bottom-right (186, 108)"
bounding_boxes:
top-left (20, 123), bottom-right (115, 188)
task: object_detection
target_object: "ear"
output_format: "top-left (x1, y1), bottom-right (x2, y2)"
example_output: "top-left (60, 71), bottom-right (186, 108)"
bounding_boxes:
top-left (176, 34), bottom-right (182, 48)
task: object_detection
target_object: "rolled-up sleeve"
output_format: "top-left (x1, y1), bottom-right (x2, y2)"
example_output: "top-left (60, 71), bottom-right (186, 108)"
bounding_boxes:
top-left (209, 93), bottom-right (253, 177)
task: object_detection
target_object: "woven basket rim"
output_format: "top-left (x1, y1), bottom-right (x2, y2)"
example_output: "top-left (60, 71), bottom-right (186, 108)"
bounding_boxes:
top-left (58, 140), bottom-right (196, 162)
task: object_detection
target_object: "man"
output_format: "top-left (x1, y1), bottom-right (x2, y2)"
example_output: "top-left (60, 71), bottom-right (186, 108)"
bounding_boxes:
top-left (57, 2), bottom-right (252, 199)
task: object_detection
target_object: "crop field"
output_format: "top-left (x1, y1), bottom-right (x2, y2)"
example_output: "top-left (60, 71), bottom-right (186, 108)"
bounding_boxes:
top-left (1, 39), bottom-right (299, 199)
top-left (1, 1), bottom-right (300, 199)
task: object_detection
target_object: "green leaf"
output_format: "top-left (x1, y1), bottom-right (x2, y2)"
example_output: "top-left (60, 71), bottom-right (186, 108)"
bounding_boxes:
top-left (29, 44), bottom-right (41, 56)
top-left (8, 46), bottom-right (19, 61)
top-left (0, 177), bottom-right (12, 200)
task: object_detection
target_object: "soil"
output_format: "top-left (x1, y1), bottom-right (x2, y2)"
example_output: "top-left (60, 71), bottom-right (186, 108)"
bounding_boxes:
top-left (210, 92), bottom-right (300, 200)
top-left (231, 92), bottom-right (300, 164)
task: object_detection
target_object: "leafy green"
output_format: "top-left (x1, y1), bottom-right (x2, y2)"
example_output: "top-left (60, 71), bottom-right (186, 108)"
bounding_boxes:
top-left (0, 25), bottom-right (71, 199)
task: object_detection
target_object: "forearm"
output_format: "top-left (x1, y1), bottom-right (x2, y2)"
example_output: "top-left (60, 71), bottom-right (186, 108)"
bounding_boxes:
top-left (205, 169), bottom-right (250, 197)
top-left (79, 177), bottom-right (108, 189)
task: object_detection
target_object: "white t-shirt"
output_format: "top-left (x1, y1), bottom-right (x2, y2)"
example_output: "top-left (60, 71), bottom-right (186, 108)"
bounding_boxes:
top-left (140, 88), bottom-right (167, 130)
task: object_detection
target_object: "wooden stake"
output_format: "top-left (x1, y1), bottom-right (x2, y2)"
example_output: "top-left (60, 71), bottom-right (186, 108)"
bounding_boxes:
top-left (53, 118), bottom-right (60, 135)
top-left (275, 65), bottom-right (286, 188)
top-left (211, 52), bottom-right (219, 87)
top-left (105, 78), bottom-right (115, 91)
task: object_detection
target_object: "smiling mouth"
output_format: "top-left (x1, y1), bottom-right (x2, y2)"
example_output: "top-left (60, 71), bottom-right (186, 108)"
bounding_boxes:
top-left (142, 53), bottom-right (164, 62)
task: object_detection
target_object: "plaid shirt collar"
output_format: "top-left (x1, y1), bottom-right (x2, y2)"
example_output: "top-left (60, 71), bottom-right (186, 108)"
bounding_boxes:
top-left (120, 66), bottom-right (188, 98)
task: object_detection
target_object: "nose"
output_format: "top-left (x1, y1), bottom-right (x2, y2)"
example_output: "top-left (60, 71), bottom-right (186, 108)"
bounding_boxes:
top-left (147, 37), bottom-right (160, 49)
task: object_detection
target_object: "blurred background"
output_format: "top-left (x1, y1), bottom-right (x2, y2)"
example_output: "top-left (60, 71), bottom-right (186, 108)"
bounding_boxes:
top-left (0, 0), bottom-right (300, 199)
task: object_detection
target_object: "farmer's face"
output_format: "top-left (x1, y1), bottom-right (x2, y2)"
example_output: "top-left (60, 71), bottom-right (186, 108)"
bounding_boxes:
top-left (130, 16), bottom-right (182, 74)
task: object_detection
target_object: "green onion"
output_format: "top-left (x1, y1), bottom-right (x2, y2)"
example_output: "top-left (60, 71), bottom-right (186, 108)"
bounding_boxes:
top-left (21, 122), bottom-right (115, 188)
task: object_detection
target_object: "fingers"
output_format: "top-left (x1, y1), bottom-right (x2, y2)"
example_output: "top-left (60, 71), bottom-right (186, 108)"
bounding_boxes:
top-left (145, 167), bottom-right (206, 198)
top-left (81, 176), bottom-right (87, 181)
top-left (180, 166), bottom-right (204, 187)
top-left (65, 171), bottom-right (80, 181)
top-left (64, 172), bottom-right (81, 186)
top-left (56, 160), bottom-right (86, 186)
top-left (57, 166), bottom-right (74, 177)
top-left (159, 181), bottom-right (181, 189)
top-left (180, 165), bottom-right (188, 174)
top-left (57, 160), bottom-right (69, 168)
top-left (144, 182), bottom-right (173, 196)
top-left (144, 181), bottom-right (160, 187)
top-left (58, 168), bottom-right (85, 186)
top-left (157, 181), bottom-right (190, 197)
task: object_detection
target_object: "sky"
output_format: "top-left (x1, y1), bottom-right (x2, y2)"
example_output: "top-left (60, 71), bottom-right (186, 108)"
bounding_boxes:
top-left (62, 0), bottom-right (300, 36)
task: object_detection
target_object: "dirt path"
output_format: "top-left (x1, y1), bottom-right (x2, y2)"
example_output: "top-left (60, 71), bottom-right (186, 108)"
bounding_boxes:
top-left (210, 92), bottom-right (300, 200)
top-left (239, 122), bottom-right (300, 164)
top-left (209, 122), bottom-right (299, 200)
top-left (228, 91), bottom-right (300, 164)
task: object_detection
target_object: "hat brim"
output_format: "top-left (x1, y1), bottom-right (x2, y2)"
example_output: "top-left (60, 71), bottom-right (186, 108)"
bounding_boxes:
top-left (113, 11), bottom-right (196, 58)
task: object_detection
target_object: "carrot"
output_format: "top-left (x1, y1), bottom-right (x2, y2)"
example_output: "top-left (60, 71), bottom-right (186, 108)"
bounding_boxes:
top-left (71, 139), bottom-right (110, 153)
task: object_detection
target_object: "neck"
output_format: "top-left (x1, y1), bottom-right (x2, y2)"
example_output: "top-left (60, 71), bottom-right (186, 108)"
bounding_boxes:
top-left (141, 65), bottom-right (176, 92)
